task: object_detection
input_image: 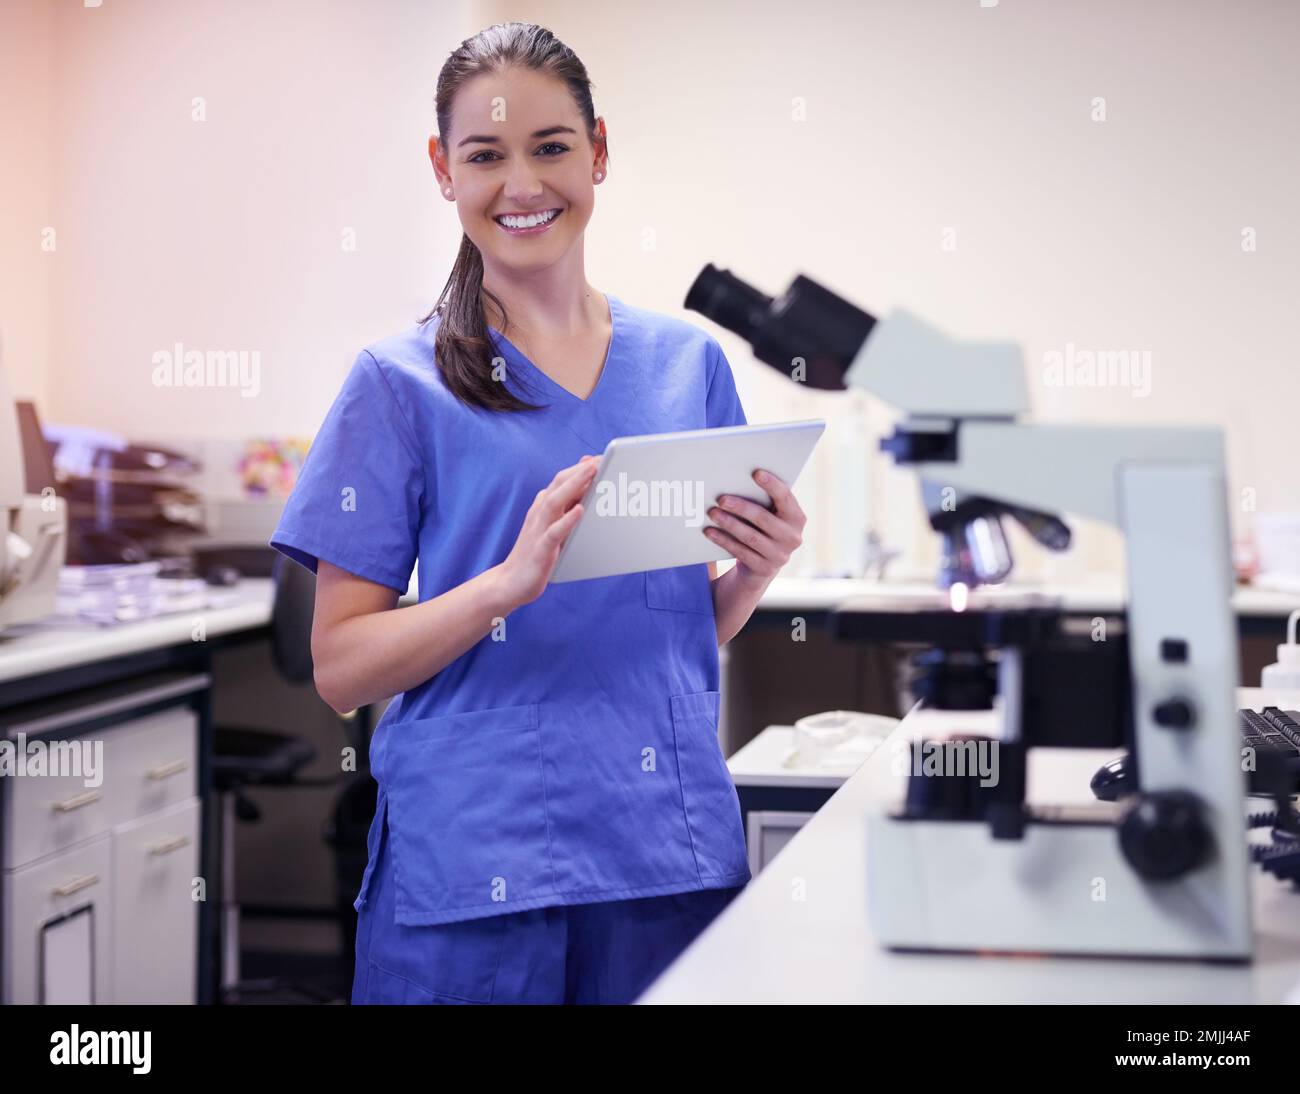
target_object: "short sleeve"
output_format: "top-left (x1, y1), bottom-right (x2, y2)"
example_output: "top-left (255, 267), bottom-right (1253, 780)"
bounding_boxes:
top-left (269, 350), bottom-right (424, 593)
top-left (705, 338), bottom-right (748, 429)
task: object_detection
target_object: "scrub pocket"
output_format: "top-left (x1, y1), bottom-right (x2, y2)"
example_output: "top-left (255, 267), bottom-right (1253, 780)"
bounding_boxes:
top-left (384, 702), bottom-right (553, 924)
top-left (645, 564), bottom-right (714, 615)
top-left (670, 690), bottom-right (750, 882)
top-left (354, 799), bottom-right (508, 1004)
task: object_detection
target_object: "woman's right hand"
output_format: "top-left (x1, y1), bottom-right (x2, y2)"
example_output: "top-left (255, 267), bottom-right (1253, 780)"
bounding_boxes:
top-left (494, 455), bottom-right (600, 609)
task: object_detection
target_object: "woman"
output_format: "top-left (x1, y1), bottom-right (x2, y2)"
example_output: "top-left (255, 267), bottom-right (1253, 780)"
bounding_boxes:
top-left (270, 22), bottom-right (806, 1004)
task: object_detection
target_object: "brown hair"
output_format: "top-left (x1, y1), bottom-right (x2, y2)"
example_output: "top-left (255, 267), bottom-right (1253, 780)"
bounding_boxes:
top-left (423, 22), bottom-right (603, 412)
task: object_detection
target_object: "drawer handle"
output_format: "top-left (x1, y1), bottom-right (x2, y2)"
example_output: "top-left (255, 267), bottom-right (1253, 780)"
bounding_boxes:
top-left (146, 835), bottom-right (191, 857)
top-left (53, 874), bottom-right (100, 898)
top-left (51, 790), bottom-right (101, 813)
top-left (145, 759), bottom-right (189, 780)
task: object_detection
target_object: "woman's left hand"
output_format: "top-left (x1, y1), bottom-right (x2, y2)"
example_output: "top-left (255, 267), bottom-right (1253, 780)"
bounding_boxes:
top-left (704, 469), bottom-right (806, 588)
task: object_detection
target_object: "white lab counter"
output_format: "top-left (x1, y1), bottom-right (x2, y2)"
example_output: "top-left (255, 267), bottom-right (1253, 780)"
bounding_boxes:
top-left (5, 571), bottom-right (1299, 1003)
top-left (5, 574), bottom-right (1292, 689)
top-left (760, 575), bottom-right (1300, 619)
top-left (0, 577), bottom-right (292, 1004)
top-left (640, 687), bottom-right (1300, 1004)
top-left (0, 579), bottom-right (277, 685)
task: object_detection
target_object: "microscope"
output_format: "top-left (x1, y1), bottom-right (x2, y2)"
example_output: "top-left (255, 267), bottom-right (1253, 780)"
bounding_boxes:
top-left (685, 266), bottom-right (1252, 960)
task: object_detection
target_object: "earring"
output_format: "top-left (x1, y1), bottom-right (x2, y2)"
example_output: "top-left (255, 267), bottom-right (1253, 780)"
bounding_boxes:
top-left (444, 187), bottom-right (453, 196)
top-left (594, 172), bottom-right (603, 181)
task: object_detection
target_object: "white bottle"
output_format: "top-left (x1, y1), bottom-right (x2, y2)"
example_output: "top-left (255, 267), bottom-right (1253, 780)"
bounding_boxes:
top-left (1260, 609), bottom-right (1300, 688)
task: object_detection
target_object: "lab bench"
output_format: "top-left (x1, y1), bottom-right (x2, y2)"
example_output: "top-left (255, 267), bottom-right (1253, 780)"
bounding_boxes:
top-left (726, 725), bottom-right (863, 875)
top-left (727, 577), bottom-right (1300, 754)
top-left (747, 575), bottom-right (1300, 635)
top-left (641, 688), bottom-right (1300, 1004)
top-left (1, 574), bottom-right (1298, 1004)
top-left (0, 580), bottom-right (275, 1003)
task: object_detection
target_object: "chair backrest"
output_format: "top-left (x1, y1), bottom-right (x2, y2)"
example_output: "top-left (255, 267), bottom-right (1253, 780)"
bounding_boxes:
top-left (269, 554), bottom-right (373, 759)
top-left (270, 553), bottom-right (316, 684)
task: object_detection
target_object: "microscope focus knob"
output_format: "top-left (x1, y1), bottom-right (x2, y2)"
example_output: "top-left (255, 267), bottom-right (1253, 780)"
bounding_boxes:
top-left (1152, 697), bottom-right (1196, 730)
top-left (1118, 791), bottom-right (1211, 881)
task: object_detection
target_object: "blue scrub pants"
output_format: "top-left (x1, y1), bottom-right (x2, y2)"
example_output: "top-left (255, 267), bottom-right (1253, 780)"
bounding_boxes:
top-left (352, 809), bottom-right (743, 1005)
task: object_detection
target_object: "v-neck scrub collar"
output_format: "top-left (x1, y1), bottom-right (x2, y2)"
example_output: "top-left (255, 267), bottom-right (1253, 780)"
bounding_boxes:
top-left (487, 292), bottom-right (620, 408)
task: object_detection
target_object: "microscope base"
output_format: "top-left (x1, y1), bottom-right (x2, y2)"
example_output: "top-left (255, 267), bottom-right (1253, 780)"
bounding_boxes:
top-left (867, 815), bottom-right (1253, 960)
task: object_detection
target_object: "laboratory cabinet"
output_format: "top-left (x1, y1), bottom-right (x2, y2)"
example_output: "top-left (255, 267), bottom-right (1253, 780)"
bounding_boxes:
top-left (2, 688), bottom-right (205, 1003)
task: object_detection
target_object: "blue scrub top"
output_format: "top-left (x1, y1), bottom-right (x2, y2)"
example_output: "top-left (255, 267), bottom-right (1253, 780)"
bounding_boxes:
top-left (269, 293), bottom-right (753, 927)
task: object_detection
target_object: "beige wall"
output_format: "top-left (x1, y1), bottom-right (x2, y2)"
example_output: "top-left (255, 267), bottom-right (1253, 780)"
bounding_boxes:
top-left (0, 0), bottom-right (56, 411)
top-left (482, 0), bottom-right (1300, 581)
top-left (4, 0), bottom-right (462, 439)
top-left (4, 0), bottom-right (1298, 582)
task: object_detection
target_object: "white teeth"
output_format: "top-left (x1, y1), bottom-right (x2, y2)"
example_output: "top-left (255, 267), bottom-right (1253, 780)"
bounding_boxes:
top-left (497, 209), bottom-right (558, 229)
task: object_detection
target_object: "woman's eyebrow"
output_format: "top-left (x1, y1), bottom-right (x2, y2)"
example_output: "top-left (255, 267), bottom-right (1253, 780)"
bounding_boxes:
top-left (457, 125), bottom-right (577, 148)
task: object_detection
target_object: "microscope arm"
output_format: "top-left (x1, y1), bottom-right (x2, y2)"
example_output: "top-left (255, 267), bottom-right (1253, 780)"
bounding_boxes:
top-left (898, 421), bottom-right (1227, 528)
top-left (842, 308), bottom-right (1028, 420)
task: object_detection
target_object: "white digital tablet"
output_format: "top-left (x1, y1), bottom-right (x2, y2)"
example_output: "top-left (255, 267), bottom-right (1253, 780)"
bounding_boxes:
top-left (550, 419), bottom-right (826, 583)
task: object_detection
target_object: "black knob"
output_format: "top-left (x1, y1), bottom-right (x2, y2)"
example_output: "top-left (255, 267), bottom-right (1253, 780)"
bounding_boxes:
top-left (1119, 791), bottom-right (1211, 880)
top-left (1152, 697), bottom-right (1195, 729)
top-left (1090, 754), bottom-right (1136, 802)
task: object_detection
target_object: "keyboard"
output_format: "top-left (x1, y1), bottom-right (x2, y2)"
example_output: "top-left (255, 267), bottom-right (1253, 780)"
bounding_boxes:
top-left (1093, 707), bottom-right (1300, 802)
top-left (1239, 707), bottom-right (1300, 794)
top-left (1090, 708), bottom-right (1300, 882)
top-left (1242, 709), bottom-right (1300, 885)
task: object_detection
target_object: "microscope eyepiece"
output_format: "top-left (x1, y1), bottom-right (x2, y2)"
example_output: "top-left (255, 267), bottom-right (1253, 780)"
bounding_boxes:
top-left (683, 264), bottom-right (773, 344)
top-left (684, 265), bottom-right (877, 390)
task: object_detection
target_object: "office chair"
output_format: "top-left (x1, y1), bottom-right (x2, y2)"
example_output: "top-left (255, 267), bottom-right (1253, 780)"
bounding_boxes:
top-left (212, 552), bottom-right (373, 1004)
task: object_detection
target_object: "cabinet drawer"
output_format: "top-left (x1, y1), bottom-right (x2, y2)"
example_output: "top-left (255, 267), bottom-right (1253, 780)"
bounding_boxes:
top-left (102, 708), bottom-right (198, 827)
top-left (4, 707), bottom-right (198, 870)
top-left (2, 834), bottom-right (113, 1004)
top-left (111, 799), bottom-right (199, 1004)
top-left (4, 743), bottom-right (114, 871)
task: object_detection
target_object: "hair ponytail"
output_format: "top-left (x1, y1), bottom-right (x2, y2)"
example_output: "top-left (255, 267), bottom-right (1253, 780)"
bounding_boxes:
top-left (426, 232), bottom-right (541, 412)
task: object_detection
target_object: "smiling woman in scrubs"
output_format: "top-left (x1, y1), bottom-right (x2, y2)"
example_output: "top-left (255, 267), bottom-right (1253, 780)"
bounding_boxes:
top-left (269, 21), bottom-right (806, 1005)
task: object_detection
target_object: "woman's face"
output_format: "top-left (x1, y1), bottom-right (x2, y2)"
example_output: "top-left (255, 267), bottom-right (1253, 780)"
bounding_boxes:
top-left (433, 66), bottom-right (606, 276)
